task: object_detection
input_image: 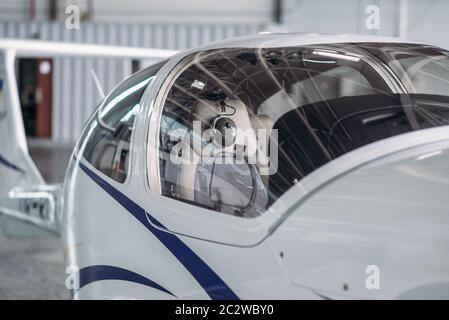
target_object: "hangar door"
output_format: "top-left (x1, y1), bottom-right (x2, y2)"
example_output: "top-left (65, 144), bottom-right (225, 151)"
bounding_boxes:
top-left (18, 58), bottom-right (53, 138)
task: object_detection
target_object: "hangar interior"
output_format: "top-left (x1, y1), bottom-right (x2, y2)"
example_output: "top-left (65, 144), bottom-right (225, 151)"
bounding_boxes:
top-left (0, 0), bottom-right (448, 299)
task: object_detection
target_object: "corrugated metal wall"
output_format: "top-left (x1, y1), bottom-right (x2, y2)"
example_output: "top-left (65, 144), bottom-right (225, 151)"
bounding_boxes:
top-left (0, 21), bottom-right (262, 143)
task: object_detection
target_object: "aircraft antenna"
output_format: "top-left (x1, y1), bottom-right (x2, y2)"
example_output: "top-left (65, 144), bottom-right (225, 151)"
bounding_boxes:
top-left (90, 69), bottom-right (106, 99)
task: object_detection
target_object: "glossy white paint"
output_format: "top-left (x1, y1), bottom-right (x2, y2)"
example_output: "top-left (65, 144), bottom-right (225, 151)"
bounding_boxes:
top-left (3, 34), bottom-right (449, 299)
top-left (65, 131), bottom-right (449, 299)
top-left (272, 140), bottom-right (449, 299)
top-left (62, 35), bottom-right (449, 299)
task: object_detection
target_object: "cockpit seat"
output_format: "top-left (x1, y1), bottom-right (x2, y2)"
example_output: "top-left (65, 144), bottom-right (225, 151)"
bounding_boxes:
top-left (174, 99), bottom-right (269, 217)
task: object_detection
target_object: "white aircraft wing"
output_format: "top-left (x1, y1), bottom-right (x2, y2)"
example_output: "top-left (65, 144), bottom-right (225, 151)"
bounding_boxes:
top-left (0, 40), bottom-right (177, 234)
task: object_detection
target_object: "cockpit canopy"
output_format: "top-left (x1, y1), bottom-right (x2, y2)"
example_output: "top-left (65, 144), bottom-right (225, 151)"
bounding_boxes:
top-left (158, 42), bottom-right (449, 218)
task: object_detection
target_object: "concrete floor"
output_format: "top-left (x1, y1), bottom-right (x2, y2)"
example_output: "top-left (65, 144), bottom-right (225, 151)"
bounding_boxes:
top-left (0, 228), bottom-right (69, 299)
top-left (0, 142), bottom-right (72, 299)
top-left (28, 141), bottom-right (73, 183)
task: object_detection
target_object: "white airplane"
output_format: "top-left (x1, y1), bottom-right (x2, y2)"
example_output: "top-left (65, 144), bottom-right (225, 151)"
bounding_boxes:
top-left (2, 34), bottom-right (449, 300)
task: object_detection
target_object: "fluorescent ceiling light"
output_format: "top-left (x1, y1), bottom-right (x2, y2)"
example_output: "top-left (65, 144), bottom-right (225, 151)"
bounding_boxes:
top-left (312, 50), bottom-right (361, 62)
top-left (302, 58), bottom-right (336, 64)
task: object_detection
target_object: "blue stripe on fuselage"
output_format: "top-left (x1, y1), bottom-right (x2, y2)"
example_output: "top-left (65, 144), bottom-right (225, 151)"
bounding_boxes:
top-left (78, 265), bottom-right (175, 297)
top-left (78, 161), bottom-right (239, 300)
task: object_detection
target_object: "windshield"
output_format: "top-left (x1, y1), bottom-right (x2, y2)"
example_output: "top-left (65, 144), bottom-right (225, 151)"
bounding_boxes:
top-left (159, 43), bottom-right (449, 217)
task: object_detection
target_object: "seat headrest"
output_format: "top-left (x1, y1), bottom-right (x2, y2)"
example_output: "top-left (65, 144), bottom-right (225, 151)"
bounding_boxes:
top-left (249, 114), bottom-right (274, 132)
top-left (191, 99), bottom-right (220, 132)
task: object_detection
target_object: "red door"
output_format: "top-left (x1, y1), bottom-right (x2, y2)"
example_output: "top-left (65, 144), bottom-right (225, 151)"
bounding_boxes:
top-left (35, 59), bottom-right (52, 138)
top-left (19, 58), bottom-right (53, 138)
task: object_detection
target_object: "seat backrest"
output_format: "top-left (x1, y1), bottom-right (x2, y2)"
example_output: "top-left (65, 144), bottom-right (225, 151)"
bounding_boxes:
top-left (174, 99), bottom-right (269, 215)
